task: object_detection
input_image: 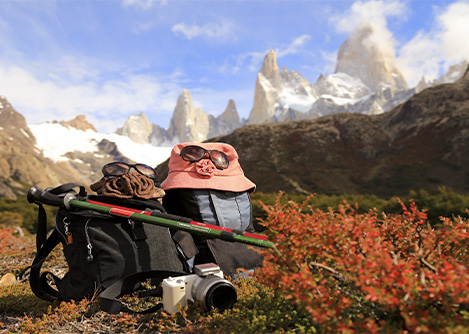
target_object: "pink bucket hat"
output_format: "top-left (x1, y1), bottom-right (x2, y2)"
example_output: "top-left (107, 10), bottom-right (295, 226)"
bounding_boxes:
top-left (160, 142), bottom-right (256, 193)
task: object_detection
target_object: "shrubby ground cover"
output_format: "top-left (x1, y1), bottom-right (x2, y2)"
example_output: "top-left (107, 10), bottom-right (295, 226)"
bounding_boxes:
top-left (257, 194), bottom-right (469, 333)
top-left (0, 192), bottom-right (468, 333)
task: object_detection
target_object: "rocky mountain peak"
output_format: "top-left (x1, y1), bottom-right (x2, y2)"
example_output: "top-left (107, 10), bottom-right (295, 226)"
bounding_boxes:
top-left (260, 49), bottom-right (281, 88)
top-left (335, 23), bottom-right (407, 93)
top-left (167, 89), bottom-right (209, 143)
top-left (60, 114), bottom-right (97, 132)
top-left (248, 50), bottom-right (284, 124)
top-left (0, 99), bottom-right (88, 199)
top-left (440, 60), bottom-right (469, 83)
top-left (464, 64), bottom-right (469, 79)
top-left (115, 112), bottom-right (153, 144)
top-left (218, 99), bottom-right (240, 124)
top-left (0, 97), bottom-right (25, 127)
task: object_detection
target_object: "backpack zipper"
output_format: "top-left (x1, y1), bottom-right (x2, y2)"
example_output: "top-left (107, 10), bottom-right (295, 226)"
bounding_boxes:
top-left (56, 222), bottom-right (67, 243)
top-left (63, 217), bottom-right (73, 244)
top-left (84, 219), bottom-right (94, 262)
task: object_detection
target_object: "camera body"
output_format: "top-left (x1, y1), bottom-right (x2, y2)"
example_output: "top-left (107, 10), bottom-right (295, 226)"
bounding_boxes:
top-left (162, 263), bottom-right (237, 313)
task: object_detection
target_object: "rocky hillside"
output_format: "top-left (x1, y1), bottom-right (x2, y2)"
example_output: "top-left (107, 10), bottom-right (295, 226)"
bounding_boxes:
top-left (0, 97), bottom-right (85, 199)
top-left (0, 98), bottom-right (136, 199)
top-left (157, 66), bottom-right (469, 198)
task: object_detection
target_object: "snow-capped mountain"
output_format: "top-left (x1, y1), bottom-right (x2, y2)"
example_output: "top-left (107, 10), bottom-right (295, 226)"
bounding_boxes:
top-left (0, 94), bottom-right (172, 199)
top-left (247, 24), bottom-right (412, 124)
top-left (119, 23), bottom-right (466, 145)
top-left (29, 121), bottom-right (172, 168)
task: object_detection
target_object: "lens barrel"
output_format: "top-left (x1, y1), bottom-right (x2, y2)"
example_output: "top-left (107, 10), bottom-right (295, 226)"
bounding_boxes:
top-left (192, 275), bottom-right (237, 312)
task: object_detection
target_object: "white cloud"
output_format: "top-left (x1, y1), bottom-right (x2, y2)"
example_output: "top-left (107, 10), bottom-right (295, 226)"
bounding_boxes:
top-left (131, 20), bottom-right (157, 34)
top-left (333, 0), bottom-right (406, 34)
top-left (331, 0), bottom-right (406, 60)
top-left (329, 0), bottom-right (469, 87)
top-left (221, 34), bottom-right (313, 75)
top-left (121, 0), bottom-right (166, 10)
top-left (437, 1), bottom-right (469, 62)
top-left (171, 20), bottom-right (236, 41)
top-left (397, 1), bottom-right (469, 87)
top-left (276, 34), bottom-right (312, 58)
top-left (0, 58), bottom-right (183, 133)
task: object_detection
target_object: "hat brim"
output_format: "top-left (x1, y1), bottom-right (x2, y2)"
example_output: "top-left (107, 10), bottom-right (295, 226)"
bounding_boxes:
top-left (161, 170), bottom-right (256, 193)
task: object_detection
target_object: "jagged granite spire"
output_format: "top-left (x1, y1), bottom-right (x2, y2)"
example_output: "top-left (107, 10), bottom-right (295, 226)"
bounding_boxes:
top-left (218, 99), bottom-right (241, 125)
top-left (115, 112), bottom-right (153, 144)
top-left (208, 99), bottom-right (242, 139)
top-left (248, 50), bottom-right (282, 124)
top-left (260, 49), bottom-right (281, 89)
top-left (167, 89), bottom-right (209, 143)
top-left (335, 23), bottom-right (407, 93)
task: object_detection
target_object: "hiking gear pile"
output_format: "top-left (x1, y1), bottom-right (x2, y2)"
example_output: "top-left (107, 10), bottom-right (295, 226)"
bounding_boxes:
top-left (25, 145), bottom-right (267, 314)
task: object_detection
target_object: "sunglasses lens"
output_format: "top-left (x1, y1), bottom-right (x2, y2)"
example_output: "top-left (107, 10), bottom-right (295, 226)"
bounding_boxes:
top-left (210, 150), bottom-right (229, 169)
top-left (135, 164), bottom-right (158, 179)
top-left (103, 162), bottom-right (130, 176)
top-left (181, 146), bottom-right (206, 162)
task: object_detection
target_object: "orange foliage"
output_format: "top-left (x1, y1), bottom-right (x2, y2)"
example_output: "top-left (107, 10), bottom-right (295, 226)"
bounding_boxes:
top-left (256, 195), bottom-right (469, 333)
top-left (0, 227), bottom-right (28, 253)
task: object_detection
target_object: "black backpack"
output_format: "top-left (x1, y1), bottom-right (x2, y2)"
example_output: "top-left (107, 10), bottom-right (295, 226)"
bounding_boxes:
top-left (26, 183), bottom-right (187, 314)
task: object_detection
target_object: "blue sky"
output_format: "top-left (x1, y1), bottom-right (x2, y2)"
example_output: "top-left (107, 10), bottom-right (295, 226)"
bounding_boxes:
top-left (0, 0), bottom-right (468, 133)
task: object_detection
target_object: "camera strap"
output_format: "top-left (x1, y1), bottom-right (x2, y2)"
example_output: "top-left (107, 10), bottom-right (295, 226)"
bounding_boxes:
top-left (99, 270), bottom-right (188, 314)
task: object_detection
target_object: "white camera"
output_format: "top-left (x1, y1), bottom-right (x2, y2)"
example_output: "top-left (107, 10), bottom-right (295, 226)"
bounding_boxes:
top-left (162, 263), bottom-right (237, 313)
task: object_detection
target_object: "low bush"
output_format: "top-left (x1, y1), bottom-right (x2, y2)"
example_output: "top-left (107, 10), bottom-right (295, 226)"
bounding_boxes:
top-left (256, 194), bottom-right (469, 333)
top-left (1, 191), bottom-right (469, 333)
top-left (251, 187), bottom-right (469, 229)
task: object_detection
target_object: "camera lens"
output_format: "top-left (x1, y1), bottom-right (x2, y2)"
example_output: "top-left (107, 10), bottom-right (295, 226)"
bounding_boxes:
top-left (206, 282), bottom-right (237, 311)
top-left (192, 275), bottom-right (237, 312)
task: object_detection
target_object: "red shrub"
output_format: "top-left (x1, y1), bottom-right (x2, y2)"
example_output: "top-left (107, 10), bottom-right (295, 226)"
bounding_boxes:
top-left (0, 227), bottom-right (28, 253)
top-left (256, 195), bottom-right (469, 333)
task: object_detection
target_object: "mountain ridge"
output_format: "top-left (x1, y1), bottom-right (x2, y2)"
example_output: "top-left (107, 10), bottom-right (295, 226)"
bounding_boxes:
top-left (156, 65), bottom-right (469, 197)
top-left (135, 24), bottom-right (466, 146)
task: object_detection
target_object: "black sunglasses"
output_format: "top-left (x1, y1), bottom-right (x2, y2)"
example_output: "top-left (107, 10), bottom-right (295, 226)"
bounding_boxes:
top-left (180, 145), bottom-right (229, 170)
top-left (102, 162), bottom-right (159, 180)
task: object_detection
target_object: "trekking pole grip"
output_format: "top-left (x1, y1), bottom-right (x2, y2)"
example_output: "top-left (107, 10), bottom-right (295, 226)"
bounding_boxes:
top-left (27, 186), bottom-right (66, 207)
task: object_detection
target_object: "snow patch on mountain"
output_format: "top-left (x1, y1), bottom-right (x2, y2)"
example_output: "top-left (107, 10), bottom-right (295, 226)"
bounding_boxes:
top-left (279, 89), bottom-right (316, 112)
top-left (29, 123), bottom-right (172, 167)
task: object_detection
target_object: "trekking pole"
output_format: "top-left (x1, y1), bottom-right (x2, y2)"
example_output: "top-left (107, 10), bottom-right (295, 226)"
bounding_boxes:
top-left (27, 186), bottom-right (274, 248)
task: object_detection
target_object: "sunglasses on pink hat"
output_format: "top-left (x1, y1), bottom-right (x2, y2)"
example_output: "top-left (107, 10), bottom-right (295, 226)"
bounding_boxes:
top-left (161, 142), bottom-right (256, 193)
top-left (179, 145), bottom-right (229, 170)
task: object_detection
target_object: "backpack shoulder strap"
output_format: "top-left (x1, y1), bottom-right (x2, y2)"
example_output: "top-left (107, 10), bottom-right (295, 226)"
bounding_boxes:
top-left (27, 230), bottom-right (62, 301)
top-left (27, 183), bottom-right (87, 301)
